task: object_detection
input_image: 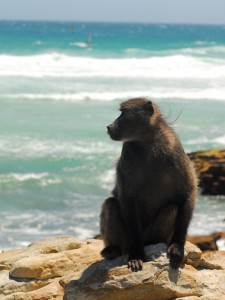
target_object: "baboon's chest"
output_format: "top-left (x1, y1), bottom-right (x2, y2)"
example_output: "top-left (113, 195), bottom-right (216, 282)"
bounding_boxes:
top-left (117, 143), bottom-right (175, 200)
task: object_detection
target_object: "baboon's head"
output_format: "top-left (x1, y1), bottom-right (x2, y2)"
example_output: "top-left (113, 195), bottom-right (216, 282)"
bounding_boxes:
top-left (107, 98), bottom-right (157, 142)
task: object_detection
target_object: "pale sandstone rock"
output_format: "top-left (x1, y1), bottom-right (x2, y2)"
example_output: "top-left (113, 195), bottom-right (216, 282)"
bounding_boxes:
top-left (10, 252), bottom-right (74, 279)
top-left (9, 239), bottom-right (103, 281)
top-left (1, 280), bottom-right (63, 300)
top-left (28, 236), bottom-right (83, 254)
top-left (176, 296), bottom-right (225, 300)
top-left (0, 236), bottom-right (82, 267)
top-left (62, 239), bottom-right (103, 275)
top-left (0, 270), bottom-right (52, 297)
top-left (63, 240), bottom-right (225, 300)
top-left (185, 241), bottom-right (202, 260)
top-left (63, 257), bottom-right (203, 300)
top-left (0, 236), bottom-right (94, 297)
top-left (185, 241), bottom-right (203, 268)
top-left (1, 235), bottom-right (225, 300)
top-left (199, 292), bottom-right (225, 300)
top-left (199, 250), bottom-right (225, 270)
top-left (175, 297), bottom-right (200, 300)
top-left (0, 249), bottom-right (24, 262)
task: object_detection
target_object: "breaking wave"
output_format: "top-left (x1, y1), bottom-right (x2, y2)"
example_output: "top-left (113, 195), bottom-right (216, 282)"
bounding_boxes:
top-left (0, 52), bottom-right (225, 80)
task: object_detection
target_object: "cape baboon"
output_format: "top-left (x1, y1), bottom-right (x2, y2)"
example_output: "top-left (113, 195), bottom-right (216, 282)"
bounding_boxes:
top-left (100, 98), bottom-right (197, 271)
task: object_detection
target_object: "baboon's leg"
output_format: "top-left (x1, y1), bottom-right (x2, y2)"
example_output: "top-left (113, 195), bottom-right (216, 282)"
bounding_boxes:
top-left (143, 203), bottom-right (178, 245)
top-left (100, 197), bottom-right (127, 259)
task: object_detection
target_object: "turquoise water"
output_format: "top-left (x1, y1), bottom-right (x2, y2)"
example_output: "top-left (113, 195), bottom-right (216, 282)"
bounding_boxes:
top-left (0, 21), bottom-right (225, 249)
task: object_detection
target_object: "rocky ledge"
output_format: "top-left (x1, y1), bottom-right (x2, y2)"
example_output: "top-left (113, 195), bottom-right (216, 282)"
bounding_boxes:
top-left (188, 148), bottom-right (225, 195)
top-left (1, 236), bottom-right (225, 300)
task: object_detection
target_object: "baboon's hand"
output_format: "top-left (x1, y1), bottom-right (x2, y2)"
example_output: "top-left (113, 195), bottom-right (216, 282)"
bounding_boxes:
top-left (127, 258), bottom-right (144, 272)
top-left (167, 243), bottom-right (184, 269)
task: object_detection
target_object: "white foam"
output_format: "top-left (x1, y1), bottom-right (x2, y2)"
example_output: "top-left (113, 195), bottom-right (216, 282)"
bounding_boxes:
top-left (213, 135), bottom-right (225, 145)
top-left (73, 227), bottom-right (95, 240)
top-left (0, 52), bottom-right (225, 81)
top-left (0, 172), bottom-right (49, 183)
top-left (1, 52), bottom-right (225, 103)
top-left (186, 135), bottom-right (225, 146)
top-left (40, 178), bottom-right (62, 187)
top-left (100, 169), bottom-right (115, 190)
top-left (3, 85), bottom-right (225, 102)
top-left (0, 172), bottom-right (62, 187)
top-left (0, 136), bottom-right (116, 158)
top-left (10, 173), bottom-right (48, 181)
top-left (0, 208), bottom-right (99, 249)
top-left (217, 239), bottom-right (225, 251)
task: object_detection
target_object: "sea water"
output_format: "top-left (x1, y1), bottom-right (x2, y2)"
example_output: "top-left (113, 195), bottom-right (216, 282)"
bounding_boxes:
top-left (0, 21), bottom-right (225, 249)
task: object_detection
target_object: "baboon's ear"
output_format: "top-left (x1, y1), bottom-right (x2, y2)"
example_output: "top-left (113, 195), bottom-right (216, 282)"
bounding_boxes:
top-left (144, 101), bottom-right (154, 115)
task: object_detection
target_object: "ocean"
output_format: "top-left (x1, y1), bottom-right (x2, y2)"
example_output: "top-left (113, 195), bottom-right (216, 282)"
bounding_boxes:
top-left (0, 21), bottom-right (225, 249)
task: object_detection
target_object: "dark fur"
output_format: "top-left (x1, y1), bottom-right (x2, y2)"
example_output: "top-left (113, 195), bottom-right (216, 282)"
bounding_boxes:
top-left (100, 98), bottom-right (198, 271)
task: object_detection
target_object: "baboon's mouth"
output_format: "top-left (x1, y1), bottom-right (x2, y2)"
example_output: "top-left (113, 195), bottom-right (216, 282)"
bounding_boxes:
top-left (107, 129), bottom-right (121, 141)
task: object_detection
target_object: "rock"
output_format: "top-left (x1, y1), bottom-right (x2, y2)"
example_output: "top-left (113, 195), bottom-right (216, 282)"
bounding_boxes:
top-left (63, 260), bottom-right (203, 300)
top-left (63, 241), bottom-right (225, 300)
top-left (0, 236), bottom-right (103, 299)
top-left (0, 269), bottom-right (52, 297)
top-left (0, 236), bottom-right (83, 267)
top-left (10, 252), bottom-right (74, 279)
top-left (27, 235), bottom-right (83, 253)
top-left (1, 235), bottom-right (225, 300)
top-left (187, 231), bottom-right (225, 251)
top-left (188, 149), bottom-right (225, 195)
top-left (200, 250), bottom-right (225, 270)
top-left (9, 239), bottom-right (103, 280)
top-left (1, 280), bottom-right (64, 300)
top-left (62, 242), bottom-right (203, 300)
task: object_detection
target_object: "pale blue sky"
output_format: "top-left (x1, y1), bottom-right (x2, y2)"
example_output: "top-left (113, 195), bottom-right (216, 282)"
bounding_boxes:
top-left (0, 0), bottom-right (224, 24)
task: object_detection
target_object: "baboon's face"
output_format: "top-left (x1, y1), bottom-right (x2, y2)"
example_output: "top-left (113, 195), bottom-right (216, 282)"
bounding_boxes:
top-left (107, 102), bottom-right (154, 142)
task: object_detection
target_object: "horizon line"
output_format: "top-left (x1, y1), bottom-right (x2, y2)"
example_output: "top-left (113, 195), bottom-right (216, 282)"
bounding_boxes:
top-left (0, 18), bottom-right (225, 27)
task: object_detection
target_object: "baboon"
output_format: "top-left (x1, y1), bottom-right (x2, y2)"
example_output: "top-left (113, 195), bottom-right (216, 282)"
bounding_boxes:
top-left (100, 98), bottom-right (197, 271)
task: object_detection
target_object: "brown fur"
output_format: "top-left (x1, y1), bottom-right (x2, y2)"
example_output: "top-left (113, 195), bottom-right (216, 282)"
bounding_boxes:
top-left (100, 98), bottom-right (198, 271)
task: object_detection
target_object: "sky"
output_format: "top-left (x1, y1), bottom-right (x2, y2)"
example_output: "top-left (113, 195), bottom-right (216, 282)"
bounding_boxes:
top-left (0, 0), bottom-right (225, 25)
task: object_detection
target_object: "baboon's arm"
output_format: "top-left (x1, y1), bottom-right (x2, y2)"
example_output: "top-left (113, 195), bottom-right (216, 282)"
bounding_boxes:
top-left (121, 196), bottom-right (146, 270)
